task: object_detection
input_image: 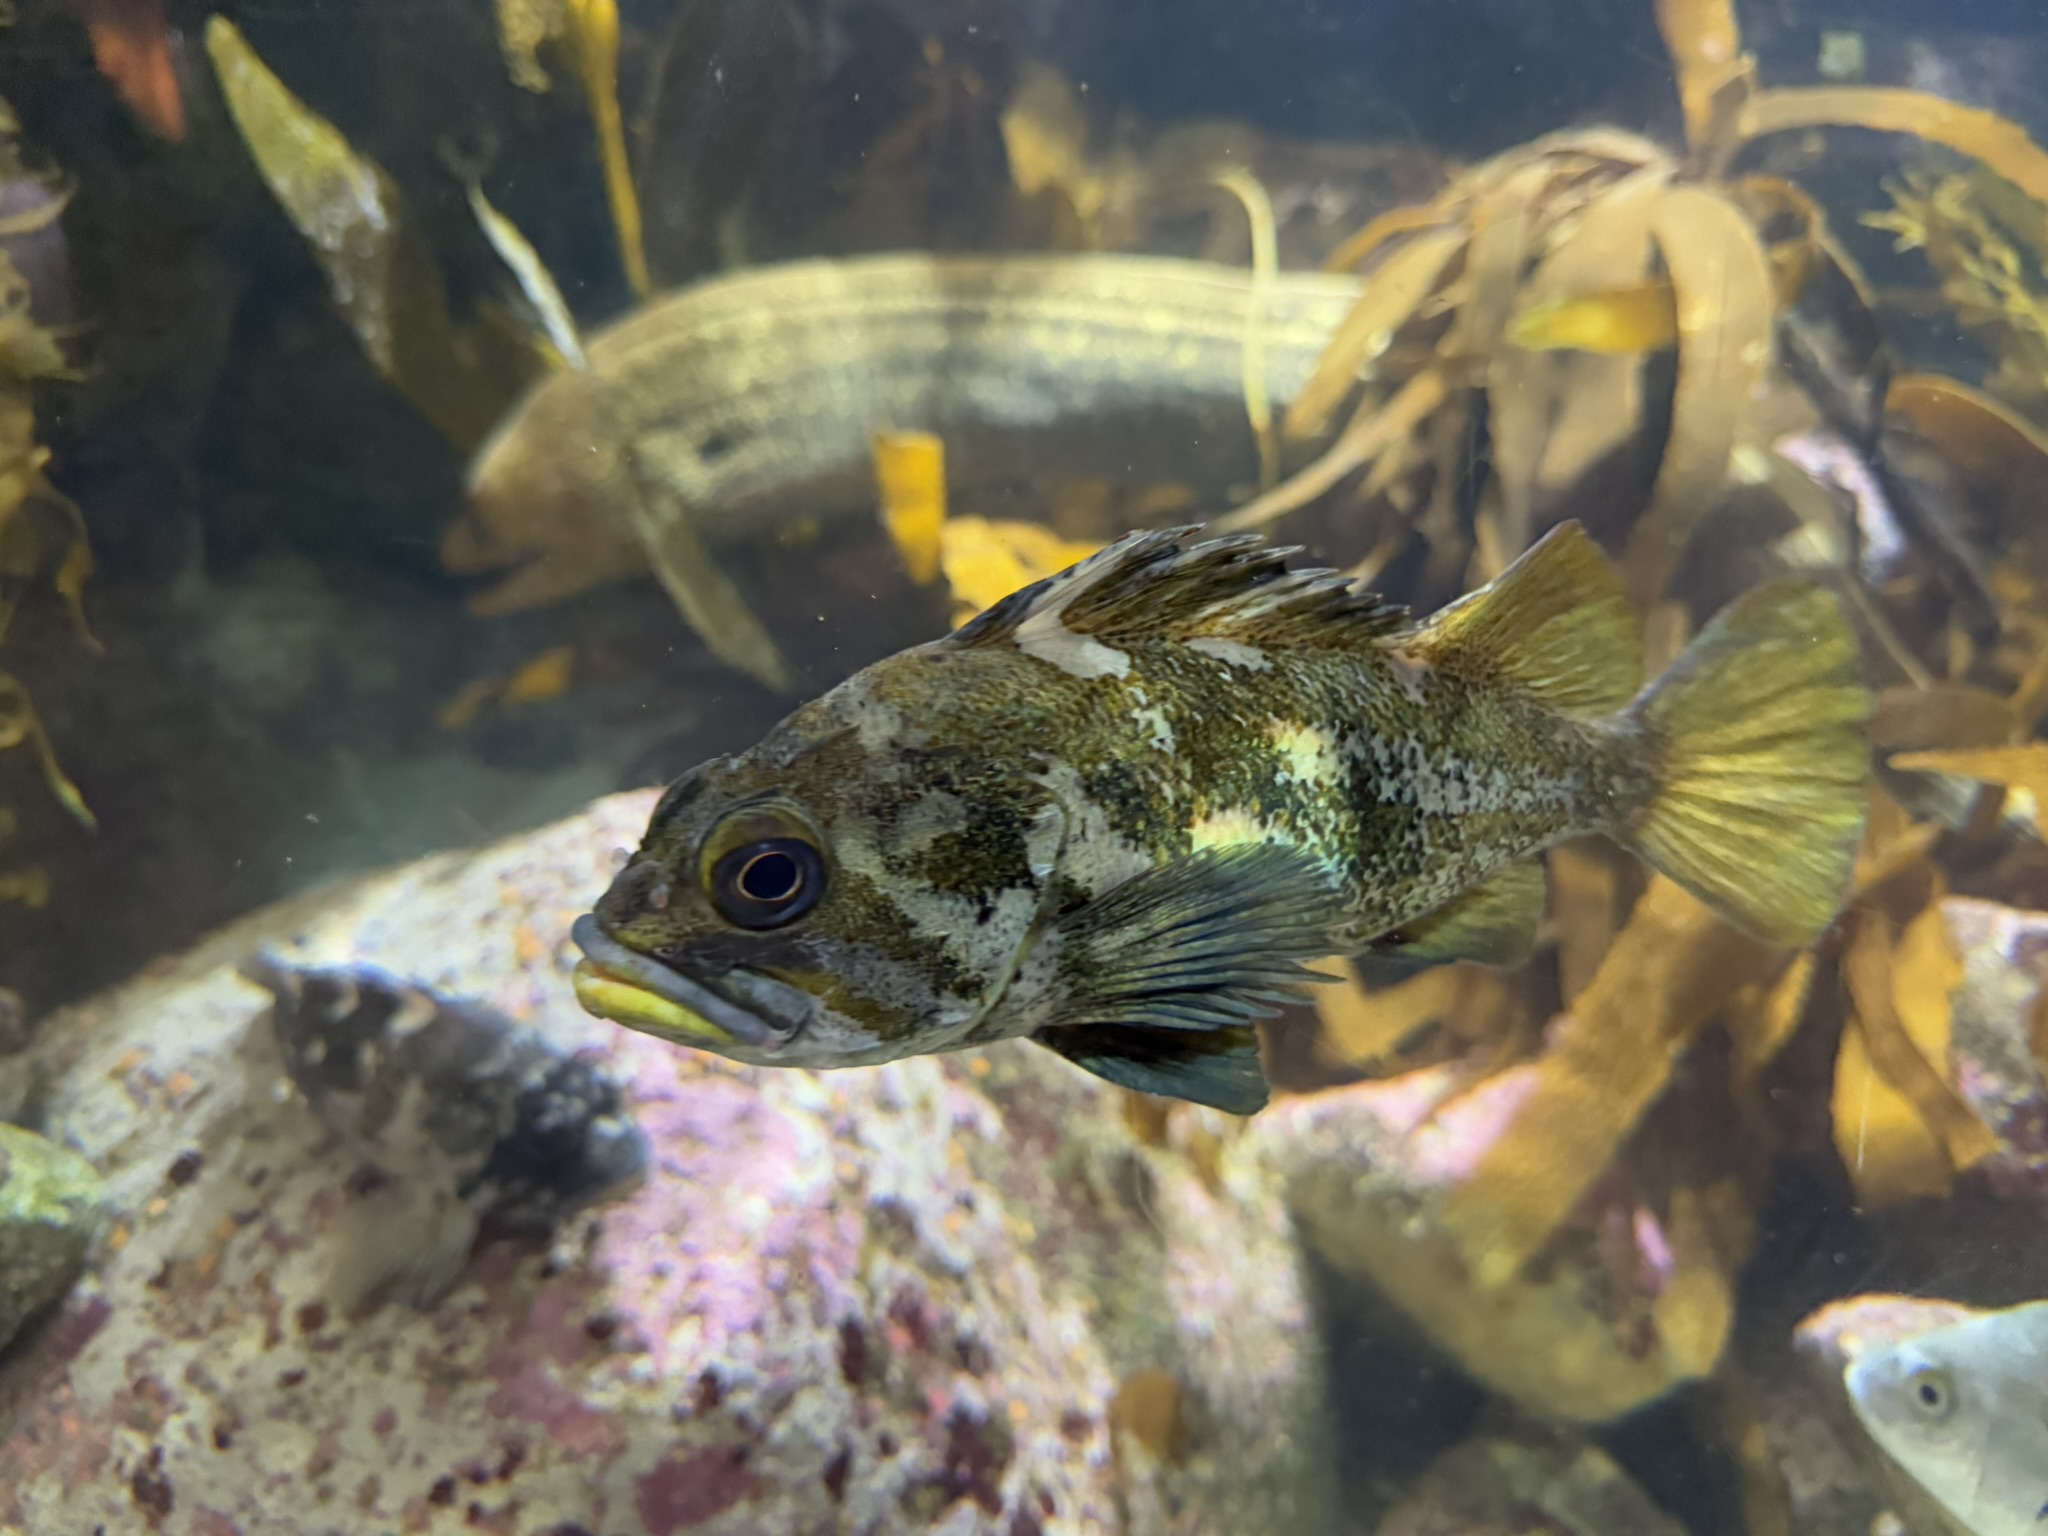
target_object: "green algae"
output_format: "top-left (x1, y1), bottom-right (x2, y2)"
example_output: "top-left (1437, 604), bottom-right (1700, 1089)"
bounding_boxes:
top-left (0, 1122), bottom-right (106, 1352)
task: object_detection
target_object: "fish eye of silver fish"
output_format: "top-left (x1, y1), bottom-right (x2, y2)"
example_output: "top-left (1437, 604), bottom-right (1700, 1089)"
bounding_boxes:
top-left (1905, 1364), bottom-right (1957, 1422)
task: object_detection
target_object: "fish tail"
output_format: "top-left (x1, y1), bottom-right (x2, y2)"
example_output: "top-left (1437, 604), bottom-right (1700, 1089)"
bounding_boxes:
top-left (1621, 582), bottom-right (1871, 946)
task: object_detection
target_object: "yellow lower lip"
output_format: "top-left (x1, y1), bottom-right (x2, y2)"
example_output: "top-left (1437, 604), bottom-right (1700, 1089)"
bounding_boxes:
top-left (572, 961), bottom-right (737, 1045)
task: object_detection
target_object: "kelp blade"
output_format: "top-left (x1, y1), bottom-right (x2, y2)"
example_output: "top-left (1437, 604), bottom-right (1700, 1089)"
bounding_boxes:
top-left (204, 17), bottom-right (533, 449)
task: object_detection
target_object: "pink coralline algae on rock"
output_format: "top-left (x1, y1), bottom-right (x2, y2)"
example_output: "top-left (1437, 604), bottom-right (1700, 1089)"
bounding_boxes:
top-left (1939, 897), bottom-right (2048, 1193)
top-left (0, 791), bottom-right (1334, 1536)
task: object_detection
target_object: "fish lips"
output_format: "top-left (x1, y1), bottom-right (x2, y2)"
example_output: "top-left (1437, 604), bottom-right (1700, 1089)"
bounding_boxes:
top-left (570, 915), bottom-right (808, 1051)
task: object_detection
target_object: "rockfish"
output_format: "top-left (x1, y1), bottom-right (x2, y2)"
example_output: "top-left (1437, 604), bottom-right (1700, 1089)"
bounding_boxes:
top-left (571, 521), bottom-right (1870, 1113)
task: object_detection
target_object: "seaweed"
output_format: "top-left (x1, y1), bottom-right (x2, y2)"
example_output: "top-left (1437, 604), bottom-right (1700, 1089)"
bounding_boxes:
top-left (1867, 168), bottom-right (2048, 411)
top-left (872, 430), bottom-right (1106, 631)
top-left (204, 17), bottom-right (545, 452)
top-left (0, 95), bottom-right (94, 911)
top-left (490, 0), bottom-right (648, 294)
top-left (1239, 0), bottom-right (2048, 1302)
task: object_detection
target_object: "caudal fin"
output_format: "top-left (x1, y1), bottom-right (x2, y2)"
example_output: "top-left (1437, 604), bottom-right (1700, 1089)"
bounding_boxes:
top-left (1625, 582), bottom-right (1871, 946)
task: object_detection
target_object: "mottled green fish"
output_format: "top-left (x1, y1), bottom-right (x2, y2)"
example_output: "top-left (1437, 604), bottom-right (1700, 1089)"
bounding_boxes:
top-left (571, 521), bottom-right (1870, 1113)
top-left (1845, 1300), bottom-right (2048, 1536)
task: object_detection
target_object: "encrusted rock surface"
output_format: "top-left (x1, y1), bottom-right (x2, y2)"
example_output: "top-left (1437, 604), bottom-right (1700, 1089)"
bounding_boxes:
top-left (0, 790), bottom-right (1333, 1536)
top-left (0, 1122), bottom-right (108, 1354)
top-left (1940, 896), bottom-right (2048, 1193)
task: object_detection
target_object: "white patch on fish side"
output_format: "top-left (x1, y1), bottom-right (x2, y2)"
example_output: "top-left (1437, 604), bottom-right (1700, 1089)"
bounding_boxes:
top-left (1378, 650), bottom-right (1431, 706)
top-left (886, 784), bottom-right (972, 856)
top-left (1129, 686), bottom-right (1175, 753)
top-left (830, 673), bottom-right (923, 773)
top-left (1189, 806), bottom-right (1285, 852)
top-left (1187, 636), bottom-right (1272, 672)
top-left (999, 540), bottom-right (1135, 680)
top-left (1037, 761), bottom-right (1155, 897)
top-left (1267, 721), bottom-right (1344, 790)
top-left (1844, 1299), bottom-right (2048, 1536)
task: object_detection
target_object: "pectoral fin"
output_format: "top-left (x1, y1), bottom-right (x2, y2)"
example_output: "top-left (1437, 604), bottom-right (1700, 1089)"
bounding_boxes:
top-left (1371, 859), bottom-right (1547, 968)
top-left (1034, 1023), bottom-right (1268, 1115)
top-left (1053, 843), bottom-right (1341, 1032)
top-left (623, 443), bottom-right (798, 694)
top-left (1029, 843), bottom-right (1341, 1114)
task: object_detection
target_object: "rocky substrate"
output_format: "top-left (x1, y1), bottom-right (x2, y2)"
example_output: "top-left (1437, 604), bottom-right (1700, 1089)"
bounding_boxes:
top-left (10, 788), bottom-right (2048, 1535)
top-left (0, 792), bottom-right (1332, 1536)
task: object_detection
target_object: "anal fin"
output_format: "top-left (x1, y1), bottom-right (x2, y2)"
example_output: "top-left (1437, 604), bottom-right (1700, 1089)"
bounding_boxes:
top-left (1400, 521), bottom-right (1642, 716)
top-left (1372, 859), bottom-right (1546, 968)
top-left (1034, 1023), bottom-right (1269, 1115)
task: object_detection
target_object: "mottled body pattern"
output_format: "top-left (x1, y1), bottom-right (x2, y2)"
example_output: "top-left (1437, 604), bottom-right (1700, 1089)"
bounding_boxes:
top-left (575, 523), bottom-right (1869, 1112)
top-left (245, 954), bottom-right (648, 1305)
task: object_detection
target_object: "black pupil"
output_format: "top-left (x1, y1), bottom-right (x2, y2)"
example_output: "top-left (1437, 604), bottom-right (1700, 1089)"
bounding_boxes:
top-left (1918, 1381), bottom-right (1943, 1407)
top-left (738, 849), bottom-right (802, 904)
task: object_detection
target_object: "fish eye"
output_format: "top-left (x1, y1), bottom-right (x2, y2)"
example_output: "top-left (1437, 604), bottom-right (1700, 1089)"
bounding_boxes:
top-left (1906, 1365), bottom-right (1956, 1422)
top-left (710, 837), bottom-right (826, 929)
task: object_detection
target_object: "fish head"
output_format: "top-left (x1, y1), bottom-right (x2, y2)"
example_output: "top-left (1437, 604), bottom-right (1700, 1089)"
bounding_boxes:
top-left (448, 370), bottom-right (643, 610)
top-left (1844, 1303), bottom-right (2048, 1536)
top-left (572, 663), bottom-right (1069, 1068)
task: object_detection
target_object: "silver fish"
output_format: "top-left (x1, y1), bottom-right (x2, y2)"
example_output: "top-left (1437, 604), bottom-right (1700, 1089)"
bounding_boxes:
top-left (1844, 1299), bottom-right (2048, 1536)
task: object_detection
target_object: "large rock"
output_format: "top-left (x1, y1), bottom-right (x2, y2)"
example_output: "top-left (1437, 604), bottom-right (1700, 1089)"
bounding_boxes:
top-left (1940, 897), bottom-right (2048, 1194)
top-left (0, 791), bottom-right (1333, 1535)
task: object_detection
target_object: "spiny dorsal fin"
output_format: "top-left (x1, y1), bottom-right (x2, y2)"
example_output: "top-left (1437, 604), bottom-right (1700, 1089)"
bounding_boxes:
top-left (1398, 521), bottom-right (1642, 716)
top-left (950, 527), bottom-right (1410, 660)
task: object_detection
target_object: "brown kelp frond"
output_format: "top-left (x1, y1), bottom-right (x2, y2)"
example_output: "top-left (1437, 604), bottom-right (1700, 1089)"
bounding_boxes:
top-left (1246, 0), bottom-right (2048, 1328)
top-left (0, 95), bottom-right (95, 908)
top-left (205, 18), bottom-right (542, 451)
top-left (1867, 170), bottom-right (2048, 411)
top-left (488, 0), bottom-right (648, 294)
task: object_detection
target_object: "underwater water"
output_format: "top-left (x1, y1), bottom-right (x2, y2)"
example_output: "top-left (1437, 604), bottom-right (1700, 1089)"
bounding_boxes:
top-left (6, 0), bottom-right (2048, 1531)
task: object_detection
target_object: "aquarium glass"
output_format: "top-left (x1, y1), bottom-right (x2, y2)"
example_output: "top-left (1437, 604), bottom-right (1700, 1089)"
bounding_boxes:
top-left (2, 2), bottom-right (2047, 1533)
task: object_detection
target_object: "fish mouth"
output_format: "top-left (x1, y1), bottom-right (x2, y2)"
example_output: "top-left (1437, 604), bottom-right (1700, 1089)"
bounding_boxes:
top-left (570, 915), bottom-right (793, 1051)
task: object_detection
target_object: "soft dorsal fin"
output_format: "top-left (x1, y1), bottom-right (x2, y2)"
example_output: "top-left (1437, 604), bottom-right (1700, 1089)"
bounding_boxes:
top-left (1370, 858), bottom-right (1547, 968)
top-left (1398, 521), bottom-right (1643, 716)
top-left (950, 527), bottom-right (1410, 660)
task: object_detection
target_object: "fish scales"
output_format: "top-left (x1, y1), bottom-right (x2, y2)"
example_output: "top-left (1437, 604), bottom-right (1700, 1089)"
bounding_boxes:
top-left (863, 629), bottom-right (1646, 950)
top-left (570, 521), bottom-right (1871, 1113)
